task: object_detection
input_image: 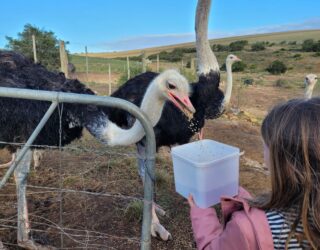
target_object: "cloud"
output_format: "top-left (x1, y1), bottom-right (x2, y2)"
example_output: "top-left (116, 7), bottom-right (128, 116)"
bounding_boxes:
top-left (88, 18), bottom-right (320, 52)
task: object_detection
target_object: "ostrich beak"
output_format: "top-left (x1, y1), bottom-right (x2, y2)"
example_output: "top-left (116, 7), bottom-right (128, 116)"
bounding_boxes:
top-left (168, 92), bottom-right (196, 119)
top-left (235, 56), bottom-right (241, 62)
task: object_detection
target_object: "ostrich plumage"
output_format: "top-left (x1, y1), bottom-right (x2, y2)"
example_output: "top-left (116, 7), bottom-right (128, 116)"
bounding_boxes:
top-left (0, 51), bottom-right (196, 246)
top-left (0, 51), bottom-right (91, 153)
top-left (0, 51), bottom-right (194, 152)
top-left (109, 0), bottom-right (224, 153)
top-left (109, 71), bottom-right (223, 148)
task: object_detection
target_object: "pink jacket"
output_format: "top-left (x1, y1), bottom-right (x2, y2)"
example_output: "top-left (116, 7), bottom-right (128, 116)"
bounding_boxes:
top-left (190, 187), bottom-right (274, 250)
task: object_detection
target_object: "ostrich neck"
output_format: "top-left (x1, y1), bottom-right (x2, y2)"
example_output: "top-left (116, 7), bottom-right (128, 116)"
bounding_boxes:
top-left (224, 62), bottom-right (233, 106)
top-left (102, 83), bottom-right (165, 146)
top-left (195, 0), bottom-right (219, 75)
top-left (305, 86), bottom-right (314, 99)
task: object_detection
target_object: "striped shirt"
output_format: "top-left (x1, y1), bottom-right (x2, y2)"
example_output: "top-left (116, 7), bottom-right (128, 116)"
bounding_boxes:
top-left (265, 209), bottom-right (311, 249)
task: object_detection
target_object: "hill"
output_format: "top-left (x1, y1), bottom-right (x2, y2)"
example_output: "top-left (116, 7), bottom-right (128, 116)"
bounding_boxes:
top-left (76, 30), bottom-right (320, 58)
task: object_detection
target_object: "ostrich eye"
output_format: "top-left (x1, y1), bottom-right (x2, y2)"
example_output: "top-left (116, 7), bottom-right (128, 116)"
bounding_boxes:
top-left (315, 77), bottom-right (318, 80)
top-left (230, 56), bottom-right (233, 59)
top-left (167, 82), bottom-right (176, 90)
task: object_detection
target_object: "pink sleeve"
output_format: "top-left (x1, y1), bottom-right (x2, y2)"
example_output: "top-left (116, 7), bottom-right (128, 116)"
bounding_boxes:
top-left (190, 208), bottom-right (250, 250)
top-left (237, 186), bottom-right (253, 199)
top-left (190, 207), bottom-right (223, 249)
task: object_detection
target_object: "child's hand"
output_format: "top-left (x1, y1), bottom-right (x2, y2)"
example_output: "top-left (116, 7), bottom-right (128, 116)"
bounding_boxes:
top-left (187, 194), bottom-right (197, 208)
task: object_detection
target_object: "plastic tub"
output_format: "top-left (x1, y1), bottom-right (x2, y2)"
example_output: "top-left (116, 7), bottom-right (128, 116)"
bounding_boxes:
top-left (171, 139), bottom-right (240, 208)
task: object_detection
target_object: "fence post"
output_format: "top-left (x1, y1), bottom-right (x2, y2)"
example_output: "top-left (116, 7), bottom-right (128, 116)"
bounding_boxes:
top-left (32, 35), bottom-right (38, 63)
top-left (59, 40), bottom-right (69, 78)
top-left (156, 54), bottom-right (159, 72)
top-left (108, 63), bottom-right (112, 95)
top-left (141, 51), bottom-right (147, 73)
top-left (85, 46), bottom-right (89, 81)
top-left (127, 56), bottom-right (130, 80)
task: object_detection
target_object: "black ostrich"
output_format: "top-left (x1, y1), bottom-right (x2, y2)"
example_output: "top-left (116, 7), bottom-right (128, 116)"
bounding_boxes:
top-left (0, 51), bottom-right (195, 249)
top-left (107, 0), bottom-right (224, 240)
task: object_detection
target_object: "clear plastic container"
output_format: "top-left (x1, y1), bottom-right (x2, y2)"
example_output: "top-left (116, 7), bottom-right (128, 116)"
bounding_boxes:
top-left (171, 139), bottom-right (240, 208)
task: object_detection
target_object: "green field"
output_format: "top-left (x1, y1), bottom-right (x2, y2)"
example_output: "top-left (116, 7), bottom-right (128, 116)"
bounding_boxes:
top-left (70, 55), bottom-right (142, 74)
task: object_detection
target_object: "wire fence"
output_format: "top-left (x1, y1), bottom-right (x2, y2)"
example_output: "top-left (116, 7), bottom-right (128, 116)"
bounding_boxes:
top-left (0, 88), bottom-right (157, 250)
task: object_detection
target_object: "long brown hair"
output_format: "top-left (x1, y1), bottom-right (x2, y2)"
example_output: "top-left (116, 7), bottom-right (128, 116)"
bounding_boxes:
top-left (254, 98), bottom-right (320, 249)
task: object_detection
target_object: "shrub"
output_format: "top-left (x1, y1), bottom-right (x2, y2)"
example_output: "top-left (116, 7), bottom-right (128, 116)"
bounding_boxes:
top-left (212, 44), bottom-right (229, 51)
top-left (267, 60), bottom-right (287, 75)
top-left (118, 66), bottom-right (143, 85)
top-left (220, 61), bottom-right (246, 72)
top-left (288, 41), bottom-right (297, 45)
top-left (243, 78), bottom-right (254, 85)
top-left (232, 61), bottom-right (247, 72)
top-left (293, 54), bottom-right (301, 59)
top-left (301, 39), bottom-right (320, 52)
top-left (275, 79), bottom-right (290, 88)
top-left (249, 64), bottom-right (257, 70)
top-left (229, 40), bottom-right (248, 51)
top-left (280, 41), bottom-right (287, 45)
top-left (313, 52), bottom-right (320, 57)
top-left (251, 42), bottom-right (266, 51)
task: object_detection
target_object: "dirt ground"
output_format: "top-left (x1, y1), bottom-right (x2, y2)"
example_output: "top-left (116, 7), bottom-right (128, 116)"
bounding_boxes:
top-left (0, 77), bottom-right (307, 249)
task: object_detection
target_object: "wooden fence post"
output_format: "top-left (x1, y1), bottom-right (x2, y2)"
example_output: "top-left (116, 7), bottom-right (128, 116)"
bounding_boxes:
top-left (59, 40), bottom-right (69, 78)
top-left (108, 63), bottom-right (112, 95)
top-left (127, 56), bottom-right (130, 80)
top-left (32, 35), bottom-right (38, 63)
top-left (141, 51), bottom-right (147, 73)
top-left (157, 54), bottom-right (159, 72)
top-left (85, 46), bottom-right (89, 81)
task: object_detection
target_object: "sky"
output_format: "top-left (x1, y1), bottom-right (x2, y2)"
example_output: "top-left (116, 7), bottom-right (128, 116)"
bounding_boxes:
top-left (0, 0), bottom-right (319, 53)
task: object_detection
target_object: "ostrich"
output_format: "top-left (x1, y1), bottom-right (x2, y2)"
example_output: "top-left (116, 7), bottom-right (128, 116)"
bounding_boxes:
top-left (223, 54), bottom-right (241, 108)
top-left (107, 0), bottom-right (223, 240)
top-left (0, 51), bottom-right (195, 249)
top-left (304, 73), bottom-right (318, 99)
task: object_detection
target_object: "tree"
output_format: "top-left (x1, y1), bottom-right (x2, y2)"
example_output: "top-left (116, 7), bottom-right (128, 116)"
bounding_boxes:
top-left (6, 24), bottom-right (62, 70)
top-left (266, 60), bottom-right (287, 75)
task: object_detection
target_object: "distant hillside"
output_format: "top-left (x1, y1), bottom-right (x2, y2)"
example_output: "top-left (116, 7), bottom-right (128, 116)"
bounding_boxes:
top-left (76, 30), bottom-right (320, 59)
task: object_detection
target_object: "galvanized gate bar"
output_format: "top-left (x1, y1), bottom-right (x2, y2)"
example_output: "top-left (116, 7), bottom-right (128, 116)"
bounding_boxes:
top-left (0, 102), bottom-right (58, 189)
top-left (0, 87), bottom-right (156, 250)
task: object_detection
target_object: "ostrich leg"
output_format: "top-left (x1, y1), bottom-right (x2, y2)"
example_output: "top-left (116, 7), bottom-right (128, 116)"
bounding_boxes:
top-left (136, 142), bottom-right (172, 241)
top-left (14, 149), bottom-right (54, 250)
top-left (32, 150), bottom-right (43, 170)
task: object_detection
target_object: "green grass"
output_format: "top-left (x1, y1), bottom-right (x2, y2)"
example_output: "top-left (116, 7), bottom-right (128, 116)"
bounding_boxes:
top-left (70, 55), bottom-right (142, 73)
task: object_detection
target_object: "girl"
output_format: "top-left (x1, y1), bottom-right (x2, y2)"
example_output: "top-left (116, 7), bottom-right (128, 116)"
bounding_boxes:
top-left (188, 98), bottom-right (320, 249)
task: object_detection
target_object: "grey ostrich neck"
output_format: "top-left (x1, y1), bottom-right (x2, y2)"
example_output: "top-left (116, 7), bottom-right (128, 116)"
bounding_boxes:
top-left (195, 0), bottom-right (219, 75)
top-left (224, 61), bottom-right (233, 106)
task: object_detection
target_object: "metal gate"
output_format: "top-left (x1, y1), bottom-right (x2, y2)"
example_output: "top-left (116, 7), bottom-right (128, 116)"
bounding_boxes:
top-left (0, 86), bottom-right (156, 250)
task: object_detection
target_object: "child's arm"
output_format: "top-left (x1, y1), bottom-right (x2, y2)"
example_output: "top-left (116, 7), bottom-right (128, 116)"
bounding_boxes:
top-left (188, 187), bottom-right (252, 249)
top-left (190, 206), bottom-right (249, 249)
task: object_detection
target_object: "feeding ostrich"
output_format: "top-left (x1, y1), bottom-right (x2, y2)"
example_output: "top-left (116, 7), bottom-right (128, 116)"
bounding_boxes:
top-left (304, 73), bottom-right (318, 99)
top-left (0, 51), bottom-right (195, 249)
top-left (108, 0), bottom-right (224, 240)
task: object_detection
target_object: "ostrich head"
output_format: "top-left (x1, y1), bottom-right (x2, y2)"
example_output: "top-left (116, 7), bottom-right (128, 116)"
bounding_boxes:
top-left (305, 74), bottom-right (318, 88)
top-left (304, 74), bottom-right (318, 99)
top-left (154, 69), bottom-right (195, 118)
top-left (101, 69), bottom-right (196, 146)
top-left (226, 54), bottom-right (241, 65)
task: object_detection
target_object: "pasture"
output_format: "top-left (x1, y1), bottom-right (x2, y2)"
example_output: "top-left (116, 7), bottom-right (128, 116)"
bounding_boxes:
top-left (0, 30), bottom-right (319, 249)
